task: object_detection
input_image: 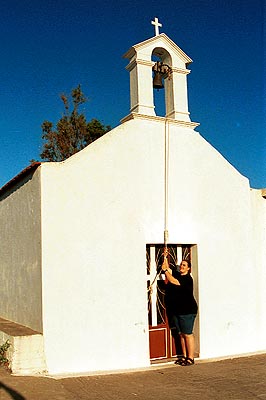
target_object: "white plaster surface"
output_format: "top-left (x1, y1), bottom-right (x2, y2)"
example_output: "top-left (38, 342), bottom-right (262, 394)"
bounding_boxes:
top-left (39, 117), bottom-right (266, 373)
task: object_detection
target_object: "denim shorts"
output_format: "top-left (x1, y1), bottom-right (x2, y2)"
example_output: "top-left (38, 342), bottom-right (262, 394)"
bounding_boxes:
top-left (171, 314), bottom-right (197, 335)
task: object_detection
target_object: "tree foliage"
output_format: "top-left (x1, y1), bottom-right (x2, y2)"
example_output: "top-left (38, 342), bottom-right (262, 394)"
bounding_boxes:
top-left (39, 85), bottom-right (111, 162)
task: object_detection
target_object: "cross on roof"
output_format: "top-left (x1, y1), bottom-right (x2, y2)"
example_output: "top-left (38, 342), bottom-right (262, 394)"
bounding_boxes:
top-left (151, 17), bottom-right (162, 36)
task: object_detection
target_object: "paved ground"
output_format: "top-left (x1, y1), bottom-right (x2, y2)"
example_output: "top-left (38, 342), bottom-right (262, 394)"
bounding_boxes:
top-left (0, 354), bottom-right (266, 400)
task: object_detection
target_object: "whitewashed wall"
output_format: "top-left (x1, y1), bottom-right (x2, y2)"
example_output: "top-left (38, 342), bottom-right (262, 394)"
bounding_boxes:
top-left (0, 169), bottom-right (42, 332)
top-left (40, 117), bottom-right (266, 374)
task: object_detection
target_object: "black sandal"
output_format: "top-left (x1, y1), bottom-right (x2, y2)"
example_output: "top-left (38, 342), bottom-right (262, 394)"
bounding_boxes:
top-left (181, 357), bottom-right (194, 366)
top-left (174, 355), bottom-right (186, 365)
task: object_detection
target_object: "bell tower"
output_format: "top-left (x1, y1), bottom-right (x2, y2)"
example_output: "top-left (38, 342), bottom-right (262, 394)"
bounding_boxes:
top-left (122, 18), bottom-right (199, 128)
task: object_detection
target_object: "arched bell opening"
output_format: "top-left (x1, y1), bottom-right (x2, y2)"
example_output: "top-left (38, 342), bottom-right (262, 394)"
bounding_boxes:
top-left (151, 48), bottom-right (173, 118)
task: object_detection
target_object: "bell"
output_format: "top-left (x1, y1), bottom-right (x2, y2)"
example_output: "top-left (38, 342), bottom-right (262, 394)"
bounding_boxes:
top-left (153, 71), bottom-right (164, 90)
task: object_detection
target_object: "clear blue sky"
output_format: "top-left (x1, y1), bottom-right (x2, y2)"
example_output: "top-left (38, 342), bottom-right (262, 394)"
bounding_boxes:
top-left (1, 0), bottom-right (265, 189)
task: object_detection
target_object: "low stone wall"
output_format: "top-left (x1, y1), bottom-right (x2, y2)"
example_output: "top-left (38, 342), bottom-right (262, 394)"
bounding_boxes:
top-left (0, 317), bottom-right (47, 375)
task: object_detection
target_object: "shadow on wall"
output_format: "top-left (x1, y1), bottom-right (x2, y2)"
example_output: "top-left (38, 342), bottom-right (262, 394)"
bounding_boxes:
top-left (0, 381), bottom-right (26, 400)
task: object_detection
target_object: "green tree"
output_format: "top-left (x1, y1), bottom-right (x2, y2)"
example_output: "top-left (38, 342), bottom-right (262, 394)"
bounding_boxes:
top-left (39, 85), bottom-right (111, 162)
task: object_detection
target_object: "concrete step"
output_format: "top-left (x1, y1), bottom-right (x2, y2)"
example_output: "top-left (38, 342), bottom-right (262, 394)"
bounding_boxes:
top-left (0, 316), bottom-right (47, 375)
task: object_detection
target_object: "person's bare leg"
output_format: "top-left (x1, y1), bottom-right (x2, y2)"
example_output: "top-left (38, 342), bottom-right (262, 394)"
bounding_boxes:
top-left (179, 334), bottom-right (187, 357)
top-left (184, 333), bottom-right (195, 360)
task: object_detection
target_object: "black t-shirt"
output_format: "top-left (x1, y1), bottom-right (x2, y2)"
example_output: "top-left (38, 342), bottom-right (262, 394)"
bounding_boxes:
top-left (165, 271), bottom-right (198, 315)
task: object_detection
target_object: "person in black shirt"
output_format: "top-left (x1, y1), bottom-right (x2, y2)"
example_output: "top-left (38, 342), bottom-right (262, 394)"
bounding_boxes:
top-left (162, 259), bottom-right (198, 366)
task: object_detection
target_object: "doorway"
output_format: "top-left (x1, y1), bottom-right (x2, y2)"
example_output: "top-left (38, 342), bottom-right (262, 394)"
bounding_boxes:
top-left (146, 244), bottom-right (199, 361)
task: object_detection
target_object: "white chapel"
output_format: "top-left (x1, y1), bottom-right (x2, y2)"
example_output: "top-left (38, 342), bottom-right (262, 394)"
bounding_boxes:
top-left (0, 18), bottom-right (266, 375)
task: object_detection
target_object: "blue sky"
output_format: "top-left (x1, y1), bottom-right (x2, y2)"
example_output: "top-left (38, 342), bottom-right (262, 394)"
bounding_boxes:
top-left (0, 0), bottom-right (265, 189)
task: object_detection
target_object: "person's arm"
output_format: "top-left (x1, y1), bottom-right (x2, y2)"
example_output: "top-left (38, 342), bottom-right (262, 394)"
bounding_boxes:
top-left (163, 269), bottom-right (180, 286)
top-left (161, 255), bottom-right (180, 286)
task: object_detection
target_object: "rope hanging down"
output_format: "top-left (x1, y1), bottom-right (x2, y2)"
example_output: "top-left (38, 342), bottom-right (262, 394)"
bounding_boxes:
top-left (164, 118), bottom-right (170, 245)
top-left (163, 119), bottom-right (170, 271)
top-left (148, 119), bottom-right (170, 294)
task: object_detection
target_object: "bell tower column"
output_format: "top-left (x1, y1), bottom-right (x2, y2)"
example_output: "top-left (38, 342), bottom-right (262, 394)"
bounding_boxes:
top-left (126, 55), bottom-right (156, 116)
top-left (165, 66), bottom-right (191, 121)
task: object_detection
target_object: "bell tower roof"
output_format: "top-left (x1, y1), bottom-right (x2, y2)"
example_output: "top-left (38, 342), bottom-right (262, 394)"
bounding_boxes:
top-left (123, 33), bottom-right (193, 66)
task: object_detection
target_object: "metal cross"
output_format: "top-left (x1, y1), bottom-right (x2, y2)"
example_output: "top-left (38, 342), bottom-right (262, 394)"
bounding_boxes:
top-left (151, 17), bottom-right (162, 36)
